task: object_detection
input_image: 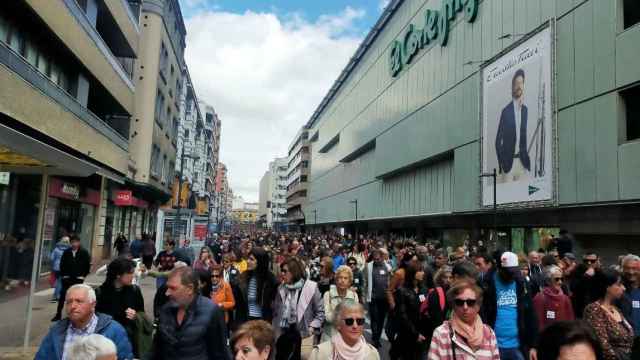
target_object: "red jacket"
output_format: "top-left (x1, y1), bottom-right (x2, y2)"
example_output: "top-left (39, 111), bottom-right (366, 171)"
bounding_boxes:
top-left (533, 286), bottom-right (575, 330)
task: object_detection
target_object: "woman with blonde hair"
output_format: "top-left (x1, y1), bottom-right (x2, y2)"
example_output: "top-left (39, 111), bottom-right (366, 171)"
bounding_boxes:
top-left (323, 265), bottom-right (359, 339)
top-left (231, 320), bottom-right (275, 360)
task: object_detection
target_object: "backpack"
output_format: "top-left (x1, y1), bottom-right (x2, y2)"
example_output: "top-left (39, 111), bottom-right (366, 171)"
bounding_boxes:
top-left (420, 286), bottom-right (445, 316)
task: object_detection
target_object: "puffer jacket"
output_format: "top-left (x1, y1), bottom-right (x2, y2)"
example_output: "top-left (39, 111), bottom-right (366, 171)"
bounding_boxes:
top-left (150, 296), bottom-right (231, 360)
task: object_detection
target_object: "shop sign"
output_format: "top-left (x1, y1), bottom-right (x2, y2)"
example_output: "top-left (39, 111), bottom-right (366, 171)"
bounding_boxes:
top-left (0, 172), bottom-right (9, 185)
top-left (194, 224), bottom-right (207, 240)
top-left (61, 182), bottom-right (80, 199)
top-left (389, 0), bottom-right (479, 77)
top-left (114, 190), bottom-right (133, 206)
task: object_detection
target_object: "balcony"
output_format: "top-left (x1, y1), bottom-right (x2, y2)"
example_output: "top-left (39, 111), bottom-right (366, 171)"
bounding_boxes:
top-left (0, 42), bottom-right (128, 150)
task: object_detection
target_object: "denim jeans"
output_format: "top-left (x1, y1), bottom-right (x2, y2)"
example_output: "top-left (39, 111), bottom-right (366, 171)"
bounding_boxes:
top-left (499, 347), bottom-right (525, 360)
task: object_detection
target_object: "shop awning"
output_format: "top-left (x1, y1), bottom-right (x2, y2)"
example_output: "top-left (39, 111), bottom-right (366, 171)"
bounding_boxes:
top-left (0, 121), bottom-right (124, 183)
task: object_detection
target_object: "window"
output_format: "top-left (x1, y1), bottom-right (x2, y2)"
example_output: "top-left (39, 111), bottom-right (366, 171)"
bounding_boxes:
top-left (150, 145), bottom-right (161, 176)
top-left (624, 0), bottom-right (640, 29)
top-left (0, 15), bottom-right (8, 42)
top-left (159, 42), bottom-right (168, 78)
top-left (622, 85), bottom-right (640, 142)
top-left (301, 160), bottom-right (309, 168)
top-left (300, 175), bottom-right (308, 182)
top-left (168, 161), bottom-right (175, 186)
top-left (184, 129), bottom-right (190, 139)
top-left (24, 37), bottom-right (38, 66)
top-left (172, 118), bottom-right (179, 140)
top-left (154, 91), bottom-right (165, 127)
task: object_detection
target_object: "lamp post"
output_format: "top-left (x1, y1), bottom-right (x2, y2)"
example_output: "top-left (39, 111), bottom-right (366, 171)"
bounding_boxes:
top-left (173, 150), bottom-right (199, 240)
top-left (350, 199), bottom-right (358, 241)
top-left (480, 168), bottom-right (497, 245)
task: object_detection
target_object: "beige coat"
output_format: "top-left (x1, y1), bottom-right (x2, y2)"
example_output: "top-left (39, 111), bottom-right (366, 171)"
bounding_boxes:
top-left (309, 341), bottom-right (380, 360)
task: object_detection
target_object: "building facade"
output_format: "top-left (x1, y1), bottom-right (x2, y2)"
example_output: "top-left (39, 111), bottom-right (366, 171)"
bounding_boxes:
top-left (286, 127), bottom-right (311, 231)
top-left (258, 157), bottom-right (288, 230)
top-left (213, 162), bottom-right (232, 231)
top-left (304, 0), bottom-right (640, 261)
top-left (0, 0), bottom-right (140, 348)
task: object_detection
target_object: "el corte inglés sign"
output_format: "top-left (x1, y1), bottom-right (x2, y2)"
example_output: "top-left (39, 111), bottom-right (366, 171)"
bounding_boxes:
top-left (389, 0), bottom-right (479, 77)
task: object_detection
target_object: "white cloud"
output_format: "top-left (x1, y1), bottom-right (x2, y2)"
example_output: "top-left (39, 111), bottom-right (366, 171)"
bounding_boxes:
top-left (184, 8), bottom-right (364, 201)
top-left (378, 0), bottom-right (391, 11)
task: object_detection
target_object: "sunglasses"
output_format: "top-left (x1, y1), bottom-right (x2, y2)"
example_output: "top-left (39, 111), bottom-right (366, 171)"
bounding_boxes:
top-left (553, 277), bottom-right (563, 282)
top-left (454, 299), bottom-right (477, 307)
top-left (343, 318), bottom-right (365, 326)
top-left (584, 259), bottom-right (597, 264)
top-left (211, 274), bottom-right (221, 278)
top-left (281, 269), bottom-right (289, 273)
top-left (348, 263), bottom-right (357, 266)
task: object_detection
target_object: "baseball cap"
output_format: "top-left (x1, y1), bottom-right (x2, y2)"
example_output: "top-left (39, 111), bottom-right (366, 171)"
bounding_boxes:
top-left (500, 251), bottom-right (519, 268)
top-left (563, 253), bottom-right (576, 261)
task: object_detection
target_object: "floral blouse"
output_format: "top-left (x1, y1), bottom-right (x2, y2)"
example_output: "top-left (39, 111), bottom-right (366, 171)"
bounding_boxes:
top-left (583, 302), bottom-right (634, 360)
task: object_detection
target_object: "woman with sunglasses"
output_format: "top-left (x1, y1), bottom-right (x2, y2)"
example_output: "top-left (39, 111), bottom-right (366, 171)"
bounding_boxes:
top-left (532, 265), bottom-right (575, 331)
top-left (310, 299), bottom-right (379, 360)
top-left (428, 281), bottom-right (499, 359)
top-left (210, 264), bottom-right (235, 325)
top-left (273, 257), bottom-right (324, 360)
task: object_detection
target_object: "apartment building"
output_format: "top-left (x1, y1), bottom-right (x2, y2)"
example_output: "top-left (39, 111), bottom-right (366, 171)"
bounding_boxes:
top-left (0, 0), bottom-right (139, 348)
top-left (258, 157), bottom-right (288, 230)
top-left (285, 127), bottom-right (311, 231)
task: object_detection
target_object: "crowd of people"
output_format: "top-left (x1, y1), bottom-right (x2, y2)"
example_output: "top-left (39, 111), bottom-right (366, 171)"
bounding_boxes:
top-left (35, 230), bottom-right (640, 360)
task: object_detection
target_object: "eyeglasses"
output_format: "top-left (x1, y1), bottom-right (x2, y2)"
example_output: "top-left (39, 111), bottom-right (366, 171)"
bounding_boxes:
top-left (584, 259), bottom-right (597, 264)
top-left (343, 318), bottom-right (365, 326)
top-left (454, 299), bottom-right (477, 307)
top-left (211, 274), bottom-right (221, 278)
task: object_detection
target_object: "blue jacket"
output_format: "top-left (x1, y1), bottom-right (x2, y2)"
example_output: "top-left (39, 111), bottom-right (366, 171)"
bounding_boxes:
top-left (35, 313), bottom-right (133, 360)
top-left (495, 101), bottom-right (530, 173)
top-left (49, 242), bottom-right (70, 272)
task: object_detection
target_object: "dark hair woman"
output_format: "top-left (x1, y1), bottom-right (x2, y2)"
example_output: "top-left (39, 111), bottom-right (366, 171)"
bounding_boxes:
top-left (537, 320), bottom-right (603, 360)
top-left (233, 247), bottom-right (278, 330)
top-left (272, 257), bottom-right (324, 360)
top-left (390, 260), bottom-right (429, 359)
top-left (95, 257), bottom-right (149, 358)
top-left (584, 269), bottom-right (634, 360)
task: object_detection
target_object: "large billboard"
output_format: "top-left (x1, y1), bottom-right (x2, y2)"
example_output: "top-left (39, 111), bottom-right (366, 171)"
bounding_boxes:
top-left (481, 26), bottom-right (553, 206)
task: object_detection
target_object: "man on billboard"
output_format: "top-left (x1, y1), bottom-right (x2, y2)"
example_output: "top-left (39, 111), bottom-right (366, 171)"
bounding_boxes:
top-left (495, 69), bottom-right (531, 183)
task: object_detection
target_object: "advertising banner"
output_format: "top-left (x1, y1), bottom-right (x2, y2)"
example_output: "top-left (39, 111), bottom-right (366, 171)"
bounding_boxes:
top-left (481, 26), bottom-right (553, 206)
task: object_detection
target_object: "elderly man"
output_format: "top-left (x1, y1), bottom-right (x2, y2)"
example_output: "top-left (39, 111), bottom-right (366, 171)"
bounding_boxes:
top-left (619, 254), bottom-right (640, 334)
top-left (150, 267), bottom-right (231, 360)
top-left (36, 284), bottom-right (133, 360)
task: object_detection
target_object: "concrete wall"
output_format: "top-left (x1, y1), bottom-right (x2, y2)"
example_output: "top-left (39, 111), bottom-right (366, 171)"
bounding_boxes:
top-left (306, 0), bottom-right (640, 225)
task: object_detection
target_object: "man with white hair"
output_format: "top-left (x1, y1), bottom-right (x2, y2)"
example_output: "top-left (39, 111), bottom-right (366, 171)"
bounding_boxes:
top-left (67, 334), bottom-right (117, 360)
top-left (36, 284), bottom-right (133, 360)
top-left (619, 254), bottom-right (640, 334)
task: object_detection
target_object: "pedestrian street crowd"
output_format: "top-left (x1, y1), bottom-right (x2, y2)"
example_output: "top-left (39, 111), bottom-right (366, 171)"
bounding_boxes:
top-left (36, 230), bottom-right (640, 360)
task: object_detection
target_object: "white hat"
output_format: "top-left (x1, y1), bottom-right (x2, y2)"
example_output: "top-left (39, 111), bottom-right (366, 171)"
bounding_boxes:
top-left (500, 251), bottom-right (519, 268)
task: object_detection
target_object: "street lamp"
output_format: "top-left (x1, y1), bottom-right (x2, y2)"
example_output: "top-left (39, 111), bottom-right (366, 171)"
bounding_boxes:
top-left (350, 199), bottom-right (358, 242)
top-left (480, 168), bottom-right (497, 245)
top-left (173, 149), bottom-right (200, 240)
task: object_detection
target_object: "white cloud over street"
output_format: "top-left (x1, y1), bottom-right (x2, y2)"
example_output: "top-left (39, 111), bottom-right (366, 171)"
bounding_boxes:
top-left (184, 8), bottom-right (364, 201)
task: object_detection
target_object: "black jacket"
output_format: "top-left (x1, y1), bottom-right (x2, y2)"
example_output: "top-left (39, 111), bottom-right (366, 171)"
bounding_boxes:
top-left (495, 101), bottom-right (530, 173)
top-left (232, 271), bottom-right (277, 328)
top-left (481, 270), bottom-right (538, 352)
top-left (95, 284), bottom-right (145, 357)
top-left (151, 295), bottom-right (231, 360)
top-left (59, 247), bottom-right (91, 279)
top-left (392, 286), bottom-right (429, 359)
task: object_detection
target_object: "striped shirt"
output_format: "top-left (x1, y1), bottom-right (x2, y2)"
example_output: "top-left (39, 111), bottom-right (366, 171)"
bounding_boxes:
top-left (247, 276), bottom-right (262, 318)
top-left (428, 321), bottom-right (500, 360)
top-left (62, 314), bottom-right (99, 360)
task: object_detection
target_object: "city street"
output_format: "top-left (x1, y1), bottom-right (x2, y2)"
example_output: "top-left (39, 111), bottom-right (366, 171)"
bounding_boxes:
top-left (2, 0), bottom-right (640, 359)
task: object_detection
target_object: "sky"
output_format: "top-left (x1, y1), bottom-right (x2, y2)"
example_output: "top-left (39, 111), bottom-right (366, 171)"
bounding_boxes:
top-left (180, 0), bottom-right (389, 202)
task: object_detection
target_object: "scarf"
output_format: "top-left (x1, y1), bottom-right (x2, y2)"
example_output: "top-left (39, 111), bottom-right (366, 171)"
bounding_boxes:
top-left (280, 279), bottom-right (305, 328)
top-left (331, 333), bottom-right (369, 360)
top-left (451, 314), bottom-right (484, 351)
